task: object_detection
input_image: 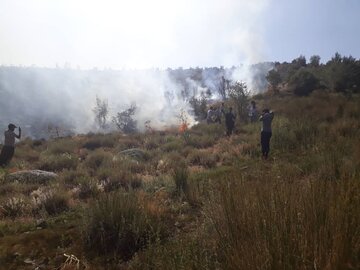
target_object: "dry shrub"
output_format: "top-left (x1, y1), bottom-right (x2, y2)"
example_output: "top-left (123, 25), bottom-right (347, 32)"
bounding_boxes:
top-left (173, 167), bottom-right (189, 195)
top-left (100, 169), bottom-right (142, 192)
top-left (208, 176), bottom-right (360, 270)
top-left (82, 133), bottom-right (117, 150)
top-left (47, 138), bottom-right (78, 155)
top-left (82, 191), bottom-right (167, 261)
top-left (186, 134), bottom-right (217, 149)
top-left (84, 149), bottom-right (112, 171)
top-left (187, 150), bottom-right (217, 168)
top-left (77, 177), bottom-right (100, 199)
top-left (61, 169), bottom-right (89, 187)
top-left (14, 145), bottom-right (40, 163)
top-left (39, 153), bottom-right (78, 172)
top-left (31, 188), bottom-right (70, 216)
top-left (128, 234), bottom-right (219, 270)
top-left (117, 136), bottom-right (142, 150)
top-left (0, 196), bottom-right (28, 219)
top-left (161, 139), bottom-right (184, 152)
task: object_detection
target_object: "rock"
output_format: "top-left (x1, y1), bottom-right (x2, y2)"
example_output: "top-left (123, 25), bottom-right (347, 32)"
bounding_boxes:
top-left (36, 219), bottom-right (47, 228)
top-left (5, 170), bottom-right (58, 184)
top-left (24, 258), bottom-right (35, 265)
top-left (118, 148), bottom-right (146, 160)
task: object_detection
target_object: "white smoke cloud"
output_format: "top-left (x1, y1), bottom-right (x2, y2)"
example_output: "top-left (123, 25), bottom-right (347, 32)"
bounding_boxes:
top-left (0, 0), bottom-right (271, 138)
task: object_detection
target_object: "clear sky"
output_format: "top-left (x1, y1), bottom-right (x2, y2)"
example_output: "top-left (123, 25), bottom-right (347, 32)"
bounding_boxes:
top-left (0, 0), bottom-right (359, 68)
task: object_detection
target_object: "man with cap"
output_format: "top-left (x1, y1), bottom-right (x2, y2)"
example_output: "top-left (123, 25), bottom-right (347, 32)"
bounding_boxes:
top-left (0, 123), bottom-right (21, 166)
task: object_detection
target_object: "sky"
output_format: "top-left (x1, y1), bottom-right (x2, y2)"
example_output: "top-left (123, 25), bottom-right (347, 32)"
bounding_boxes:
top-left (0, 0), bottom-right (359, 69)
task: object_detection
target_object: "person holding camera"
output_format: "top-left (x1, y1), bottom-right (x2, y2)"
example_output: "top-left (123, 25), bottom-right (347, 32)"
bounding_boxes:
top-left (0, 123), bottom-right (21, 167)
top-left (259, 109), bottom-right (274, 160)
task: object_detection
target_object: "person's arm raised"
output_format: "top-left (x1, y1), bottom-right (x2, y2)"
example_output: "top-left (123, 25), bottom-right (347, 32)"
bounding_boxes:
top-left (15, 127), bottom-right (21, 139)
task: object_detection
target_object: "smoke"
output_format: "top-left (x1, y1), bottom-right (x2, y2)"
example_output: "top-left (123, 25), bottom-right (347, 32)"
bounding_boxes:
top-left (0, 67), bottom-right (196, 139)
top-left (0, 0), bottom-right (272, 138)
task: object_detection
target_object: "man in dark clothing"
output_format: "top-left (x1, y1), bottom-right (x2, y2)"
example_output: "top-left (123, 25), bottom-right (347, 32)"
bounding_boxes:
top-left (259, 109), bottom-right (274, 159)
top-left (225, 107), bottom-right (236, 136)
top-left (0, 123), bottom-right (21, 166)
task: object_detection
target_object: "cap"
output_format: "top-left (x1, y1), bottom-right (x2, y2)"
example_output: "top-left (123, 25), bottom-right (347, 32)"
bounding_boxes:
top-left (8, 123), bottom-right (17, 129)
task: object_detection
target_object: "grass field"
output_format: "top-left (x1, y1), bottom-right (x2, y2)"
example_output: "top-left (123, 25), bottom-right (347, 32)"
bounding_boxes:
top-left (0, 92), bottom-right (359, 269)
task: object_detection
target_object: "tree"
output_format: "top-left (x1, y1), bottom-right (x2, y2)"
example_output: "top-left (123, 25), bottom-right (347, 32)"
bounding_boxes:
top-left (227, 81), bottom-right (250, 119)
top-left (309, 55), bottom-right (321, 67)
top-left (266, 69), bottom-right (282, 92)
top-left (292, 55), bottom-right (307, 68)
top-left (218, 76), bottom-right (230, 100)
top-left (93, 96), bottom-right (109, 129)
top-left (189, 90), bottom-right (210, 120)
top-left (112, 104), bottom-right (137, 134)
top-left (288, 68), bottom-right (319, 96)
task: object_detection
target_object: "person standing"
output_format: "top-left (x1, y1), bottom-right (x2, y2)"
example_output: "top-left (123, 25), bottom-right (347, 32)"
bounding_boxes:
top-left (225, 107), bottom-right (236, 136)
top-left (207, 106), bottom-right (215, 124)
top-left (259, 109), bottom-right (274, 159)
top-left (0, 124), bottom-right (21, 167)
top-left (248, 100), bottom-right (258, 123)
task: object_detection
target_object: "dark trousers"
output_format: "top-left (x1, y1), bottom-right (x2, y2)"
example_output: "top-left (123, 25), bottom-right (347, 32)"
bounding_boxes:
top-left (261, 131), bottom-right (272, 158)
top-left (226, 124), bottom-right (234, 136)
top-left (0, 145), bottom-right (15, 166)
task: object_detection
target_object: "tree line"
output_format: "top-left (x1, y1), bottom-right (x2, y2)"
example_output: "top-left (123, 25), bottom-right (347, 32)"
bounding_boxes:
top-left (266, 53), bottom-right (360, 96)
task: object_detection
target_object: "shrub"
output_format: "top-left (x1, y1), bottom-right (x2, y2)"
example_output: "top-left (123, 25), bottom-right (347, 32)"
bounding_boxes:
top-left (82, 134), bottom-right (117, 150)
top-left (82, 192), bottom-right (166, 261)
top-left (187, 150), bottom-right (217, 168)
top-left (186, 134), bottom-right (217, 149)
top-left (42, 191), bottom-right (70, 215)
top-left (39, 153), bottom-right (78, 172)
top-left (98, 169), bottom-right (142, 192)
top-left (128, 236), bottom-right (219, 270)
top-left (47, 139), bottom-right (78, 155)
top-left (0, 196), bottom-right (28, 219)
top-left (84, 149), bottom-right (112, 171)
top-left (161, 139), bottom-right (184, 152)
top-left (208, 176), bottom-right (360, 269)
top-left (173, 167), bottom-right (189, 195)
top-left (77, 177), bottom-right (100, 199)
top-left (31, 188), bottom-right (70, 216)
top-left (61, 169), bottom-right (89, 187)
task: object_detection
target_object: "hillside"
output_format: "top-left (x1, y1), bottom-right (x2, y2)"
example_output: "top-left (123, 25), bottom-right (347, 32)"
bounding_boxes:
top-left (0, 92), bottom-right (359, 269)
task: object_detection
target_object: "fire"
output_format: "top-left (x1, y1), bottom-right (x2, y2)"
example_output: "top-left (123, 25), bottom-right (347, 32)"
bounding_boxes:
top-left (179, 123), bottom-right (188, 133)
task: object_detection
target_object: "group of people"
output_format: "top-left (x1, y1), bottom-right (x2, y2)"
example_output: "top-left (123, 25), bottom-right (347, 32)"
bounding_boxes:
top-left (0, 102), bottom-right (273, 168)
top-left (207, 103), bottom-right (236, 136)
top-left (207, 100), bottom-right (274, 160)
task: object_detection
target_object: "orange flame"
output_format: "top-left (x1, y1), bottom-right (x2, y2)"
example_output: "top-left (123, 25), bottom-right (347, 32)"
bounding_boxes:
top-left (179, 123), bottom-right (188, 133)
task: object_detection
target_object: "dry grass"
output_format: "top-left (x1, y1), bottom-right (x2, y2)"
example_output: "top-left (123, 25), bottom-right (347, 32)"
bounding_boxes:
top-left (0, 93), bottom-right (359, 269)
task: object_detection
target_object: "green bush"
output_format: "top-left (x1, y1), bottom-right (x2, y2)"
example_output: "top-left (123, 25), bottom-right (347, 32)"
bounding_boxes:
top-left (288, 68), bottom-right (319, 96)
